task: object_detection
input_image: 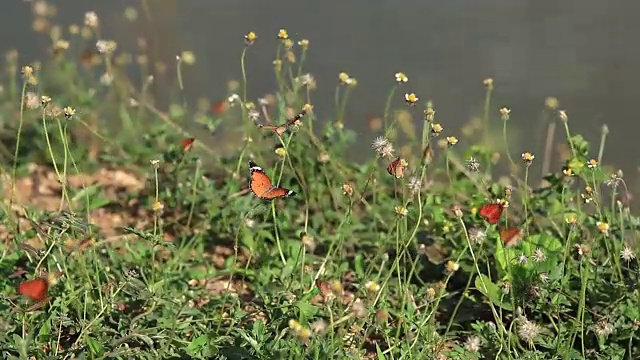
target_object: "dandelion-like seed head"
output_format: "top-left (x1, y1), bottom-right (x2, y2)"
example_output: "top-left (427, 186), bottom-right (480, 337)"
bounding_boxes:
top-left (466, 157), bottom-right (480, 172)
top-left (407, 176), bottom-right (421, 195)
top-left (394, 72), bottom-right (408, 83)
top-left (464, 336), bottom-right (481, 354)
top-left (404, 92), bottom-right (419, 106)
top-left (517, 318), bottom-right (541, 346)
top-left (621, 245), bottom-right (636, 262)
top-left (533, 248), bottom-right (546, 263)
top-left (539, 273), bottom-right (549, 283)
top-left (468, 227), bottom-right (486, 245)
top-left (605, 171), bottom-right (623, 188)
top-left (521, 152), bottom-right (535, 166)
top-left (244, 31), bottom-right (257, 45)
top-left (593, 320), bottom-right (613, 338)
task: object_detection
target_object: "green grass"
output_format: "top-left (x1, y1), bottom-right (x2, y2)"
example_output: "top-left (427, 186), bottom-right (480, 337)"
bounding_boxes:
top-left (0, 6), bottom-right (639, 360)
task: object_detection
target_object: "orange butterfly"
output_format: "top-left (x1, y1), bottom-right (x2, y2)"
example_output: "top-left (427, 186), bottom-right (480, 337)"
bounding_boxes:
top-left (499, 226), bottom-right (524, 247)
top-left (248, 161), bottom-right (295, 200)
top-left (258, 109), bottom-right (306, 136)
top-left (17, 278), bottom-right (49, 302)
top-left (479, 203), bottom-right (504, 225)
top-left (387, 158), bottom-right (408, 179)
top-left (182, 137), bottom-right (195, 151)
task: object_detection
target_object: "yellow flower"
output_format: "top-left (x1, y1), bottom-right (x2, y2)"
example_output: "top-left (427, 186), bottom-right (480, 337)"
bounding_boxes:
top-left (277, 29), bottom-right (289, 40)
top-left (298, 39), bottom-right (309, 50)
top-left (365, 281), bottom-right (380, 294)
top-left (244, 31), bottom-right (257, 45)
top-left (404, 92), bottom-right (419, 106)
top-left (288, 319), bottom-right (302, 332)
top-left (180, 51), bottom-right (196, 65)
top-left (445, 260), bottom-right (460, 273)
top-left (63, 106), bottom-right (75, 118)
top-left (596, 221), bottom-right (610, 235)
top-left (431, 123), bottom-right (443, 136)
top-left (338, 72), bottom-right (354, 85)
top-left (446, 136), bottom-right (458, 147)
top-left (275, 147), bottom-right (287, 158)
top-left (395, 205), bottom-right (408, 217)
top-left (566, 214), bottom-right (578, 225)
top-left (152, 201), bottom-right (164, 213)
top-left (394, 72), bottom-right (408, 83)
top-left (563, 167), bottom-right (574, 177)
top-left (587, 159), bottom-right (598, 169)
top-left (521, 152), bottom-right (535, 166)
top-left (40, 95), bottom-right (52, 106)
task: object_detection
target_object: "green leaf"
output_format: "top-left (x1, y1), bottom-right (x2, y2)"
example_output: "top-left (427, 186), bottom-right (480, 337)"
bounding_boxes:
top-left (474, 274), bottom-right (512, 311)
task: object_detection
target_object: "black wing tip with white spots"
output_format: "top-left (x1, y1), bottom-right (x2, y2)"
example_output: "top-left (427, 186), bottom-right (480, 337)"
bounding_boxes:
top-left (248, 161), bottom-right (262, 172)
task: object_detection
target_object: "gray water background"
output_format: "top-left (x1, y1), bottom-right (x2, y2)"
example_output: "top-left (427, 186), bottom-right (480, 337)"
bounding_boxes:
top-left (2, 1), bottom-right (639, 188)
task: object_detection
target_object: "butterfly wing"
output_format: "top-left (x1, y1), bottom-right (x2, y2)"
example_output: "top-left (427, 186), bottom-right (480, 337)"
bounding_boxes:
top-left (248, 161), bottom-right (295, 200)
top-left (386, 158), bottom-right (407, 178)
top-left (17, 278), bottom-right (48, 302)
top-left (479, 203), bottom-right (503, 224)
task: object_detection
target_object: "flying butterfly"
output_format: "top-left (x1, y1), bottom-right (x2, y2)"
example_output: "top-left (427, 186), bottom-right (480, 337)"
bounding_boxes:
top-left (257, 109), bottom-right (306, 136)
top-left (17, 272), bottom-right (62, 304)
top-left (248, 161), bottom-right (295, 200)
top-left (182, 137), bottom-right (195, 152)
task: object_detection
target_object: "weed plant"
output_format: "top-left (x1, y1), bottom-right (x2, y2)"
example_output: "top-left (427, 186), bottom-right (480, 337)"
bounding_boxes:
top-left (0, 5), bottom-right (639, 360)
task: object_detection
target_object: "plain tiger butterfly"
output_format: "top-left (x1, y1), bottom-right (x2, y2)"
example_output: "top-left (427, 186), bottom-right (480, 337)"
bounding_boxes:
top-left (479, 203), bottom-right (504, 225)
top-left (17, 278), bottom-right (49, 302)
top-left (499, 226), bottom-right (524, 247)
top-left (387, 158), bottom-right (408, 179)
top-left (182, 137), bottom-right (195, 152)
top-left (258, 109), bottom-right (306, 136)
top-left (248, 161), bottom-right (295, 200)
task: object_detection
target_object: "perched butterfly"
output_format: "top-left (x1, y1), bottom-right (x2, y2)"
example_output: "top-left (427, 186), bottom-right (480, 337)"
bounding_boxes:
top-left (182, 137), bottom-right (195, 152)
top-left (499, 226), bottom-right (524, 247)
top-left (387, 158), bottom-right (409, 179)
top-left (17, 278), bottom-right (49, 302)
top-left (479, 203), bottom-right (504, 225)
top-left (248, 161), bottom-right (295, 200)
top-left (258, 109), bottom-right (306, 136)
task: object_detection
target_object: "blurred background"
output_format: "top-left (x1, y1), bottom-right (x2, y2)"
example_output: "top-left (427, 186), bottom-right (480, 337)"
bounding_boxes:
top-left (2, 0), bottom-right (639, 186)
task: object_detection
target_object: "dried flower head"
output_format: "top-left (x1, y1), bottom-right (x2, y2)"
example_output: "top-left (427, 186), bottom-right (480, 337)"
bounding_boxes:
top-left (342, 183), bottom-right (354, 197)
top-left (468, 228), bottom-right (486, 245)
top-left (533, 248), bottom-right (546, 263)
top-left (407, 176), bottom-right (421, 195)
top-left (499, 107), bottom-right (511, 120)
top-left (483, 78), bottom-right (494, 89)
top-left (593, 320), bottom-right (613, 338)
top-left (466, 157), bottom-right (480, 172)
top-left (558, 110), bottom-right (567, 122)
top-left (517, 317), bottom-right (541, 346)
top-left (464, 336), bottom-right (481, 354)
top-left (40, 95), bottom-right (52, 107)
top-left (152, 201), bottom-right (164, 213)
top-left (96, 39), bottom-right (117, 55)
top-left (424, 107), bottom-right (436, 121)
